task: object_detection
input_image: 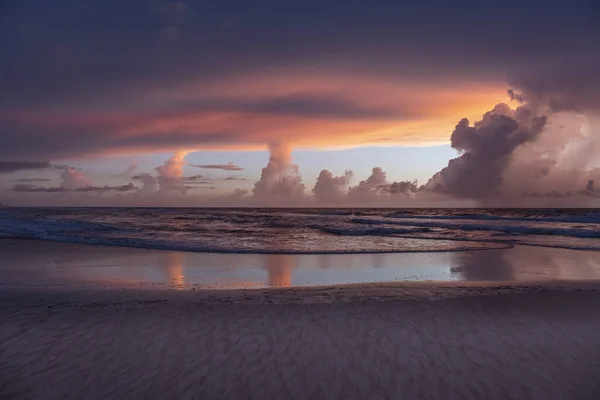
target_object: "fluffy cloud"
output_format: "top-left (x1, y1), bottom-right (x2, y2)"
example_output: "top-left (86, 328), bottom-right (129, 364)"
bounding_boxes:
top-left (253, 143), bottom-right (306, 203)
top-left (313, 169), bottom-right (354, 203)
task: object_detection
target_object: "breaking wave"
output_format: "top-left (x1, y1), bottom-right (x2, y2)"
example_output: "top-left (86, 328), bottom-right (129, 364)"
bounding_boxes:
top-left (1, 207), bottom-right (600, 253)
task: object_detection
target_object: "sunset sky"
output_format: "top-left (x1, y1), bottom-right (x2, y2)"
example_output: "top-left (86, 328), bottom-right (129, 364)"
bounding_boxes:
top-left (1, 0), bottom-right (599, 206)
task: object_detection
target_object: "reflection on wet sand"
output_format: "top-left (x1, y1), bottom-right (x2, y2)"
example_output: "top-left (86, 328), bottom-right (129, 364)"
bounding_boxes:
top-left (4, 239), bottom-right (600, 289)
top-left (450, 246), bottom-right (600, 281)
top-left (264, 255), bottom-right (295, 287)
top-left (161, 252), bottom-right (186, 288)
top-left (450, 250), bottom-right (515, 281)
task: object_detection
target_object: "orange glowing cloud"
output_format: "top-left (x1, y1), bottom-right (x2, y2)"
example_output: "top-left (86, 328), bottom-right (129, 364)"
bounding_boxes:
top-left (0, 72), bottom-right (508, 160)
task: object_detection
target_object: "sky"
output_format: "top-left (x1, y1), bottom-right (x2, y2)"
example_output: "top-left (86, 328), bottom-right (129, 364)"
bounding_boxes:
top-left (1, 0), bottom-right (600, 207)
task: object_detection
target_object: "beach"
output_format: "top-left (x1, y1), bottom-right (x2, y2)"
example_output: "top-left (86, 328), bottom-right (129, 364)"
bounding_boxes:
top-left (2, 239), bottom-right (600, 399)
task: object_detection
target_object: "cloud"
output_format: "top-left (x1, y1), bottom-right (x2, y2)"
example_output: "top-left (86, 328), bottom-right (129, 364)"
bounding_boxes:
top-left (2, 0), bottom-right (600, 207)
top-left (424, 104), bottom-right (546, 198)
top-left (153, 1), bottom-right (188, 41)
top-left (0, 85), bottom-right (504, 160)
top-left (155, 151), bottom-right (188, 193)
top-left (12, 177), bottom-right (52, 183)
top-left (586, 180), bottom-right (595, 192)
top-left (508, 62), bottom-right (600, 113)
top-left (8, 165), bottom-right (133, 194)
top-left (151, 0), bottom-right (188, 21)
top-left (132, 173), bottom-right (159, 195)
top-left (61, 166), bottom-right (91, 190)
top-left (346, 167), bottom-right (389, 203)
top-left (189, 162), bottom-right (243, 171)
top-left (0, 160), bottom-right (51, 173)
top-left (230, 188), bottom-right (249, 198)
top-left (129, 153), bottom-right (216, 196)
top-left (116, 161), bottom-right (138, 177)
top-left (388, 180), bottom-right (418, 194)
top-left (313, 169), bottom-right (354, 203)
top-left (159, 25), bottom-right (178, 41)
top-left (11, 182), bottom-right (135, 194)
top-left (253, 142), bottom-right (306, 203)
top-left (181, 174), bottom-right (205, 182)
top-left (73, 183), bottom-right (136, 192)
top-left (10, 184), bottom-right (68, 193)
top-left (177, 93), bottom-right (401, 120)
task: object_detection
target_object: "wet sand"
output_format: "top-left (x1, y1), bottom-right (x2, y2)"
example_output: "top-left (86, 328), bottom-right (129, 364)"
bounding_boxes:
top-left (2, 286), bottom-right (600, 399)
top-left (3, 237), bottom-right (600, 289)
top-left (2, 239), bottom-right (600, 399)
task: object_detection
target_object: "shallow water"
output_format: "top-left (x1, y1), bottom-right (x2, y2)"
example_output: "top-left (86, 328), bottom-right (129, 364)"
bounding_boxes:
top-left (3, 239), bottom-right (600, 289)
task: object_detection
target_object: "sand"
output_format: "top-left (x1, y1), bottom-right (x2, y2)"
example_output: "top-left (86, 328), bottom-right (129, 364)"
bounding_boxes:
top-left (2, 238), bottom-right (600, 399)
top-left (2, 285), bottom-right (600, 400)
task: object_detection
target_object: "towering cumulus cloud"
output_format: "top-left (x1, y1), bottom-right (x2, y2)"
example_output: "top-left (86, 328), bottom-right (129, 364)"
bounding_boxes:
top-left (347, 167), bottom-right (389, 203)
top-left (425, 104), bottom-right (547, 198)
top-left (253, 143), bottom-right (305, 203)
top-left (313, 169), bottom-right (354, 203)
top-left (155, 151), bottom-right (188, 193)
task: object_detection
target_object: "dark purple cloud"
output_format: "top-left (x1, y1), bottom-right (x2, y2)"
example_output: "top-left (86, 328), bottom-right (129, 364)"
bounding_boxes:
top-left (10, 184), bottom-right (67, 193)
top-left (11, 182), bottom-right (135, 193)
top-left (2, 0), bottom-right (597, 109)
top-left (0, 126), bottom-right (244, 160)
top-left (181, 174), bottom-right (205, 182)
top-left (425, 104), bottom-right (547, 198)
top-left (73, 183), bottom-right (136, 192)
top-left (189, 162), bottom-right (243, 171)
top-left (11, 177), bottom-right (52, 182)
top-left (509, 62), bottom-right (600, 113)
top-left (0, 160), bottom-right (51, 173)
top-left (1, 0), bottom-right (599, 164)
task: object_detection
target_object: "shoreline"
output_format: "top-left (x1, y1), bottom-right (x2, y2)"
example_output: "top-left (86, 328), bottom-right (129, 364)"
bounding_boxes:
top-left (3, 279), bottom-right (600, 307)
top-left (3, 238), bottom-right (600, 291)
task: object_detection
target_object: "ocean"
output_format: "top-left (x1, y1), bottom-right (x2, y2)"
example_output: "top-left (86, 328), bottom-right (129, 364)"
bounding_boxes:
top-left (2, 207), bottom-right (600, 254)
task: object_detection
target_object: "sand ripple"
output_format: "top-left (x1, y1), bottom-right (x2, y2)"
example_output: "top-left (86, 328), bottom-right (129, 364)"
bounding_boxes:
top-left (1, 291), bottom-right (600, 399)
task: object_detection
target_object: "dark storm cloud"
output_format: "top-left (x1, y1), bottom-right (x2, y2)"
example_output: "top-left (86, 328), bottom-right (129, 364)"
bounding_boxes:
top-left (1, 0), bottom-right (599, 159)
top-left (2, 0), bottom-right (598, 107)
top-left (425, 104), bottom-right (547, 198)
top-left (508, 63), bottom-right (600, 112)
